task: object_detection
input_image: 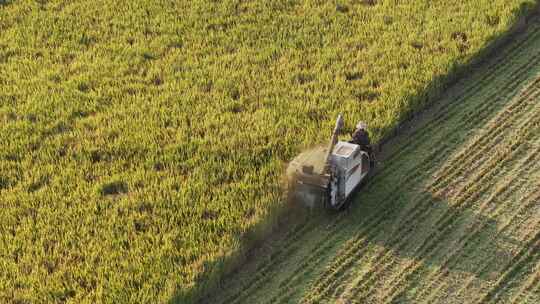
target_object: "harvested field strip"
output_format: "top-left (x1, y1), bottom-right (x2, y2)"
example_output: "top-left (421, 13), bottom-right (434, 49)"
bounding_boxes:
top-left (444, 184), bottom-right (540, 302)
top-left (385, 161), bottom-right (540, 304)
top-left (479, 229), bottom-right (540, 303)
top-left (223, 212), bottom-right (348, 304)
top-left (372, 42), bottom-right (540, 188)
top-left (507, 256), bottom-right (540, 303)
top-left (374, 107), bottom-right (540, 301)
top-left (346, 152), bottom-right (539, 304)
top-left (428, 79), bottom-right (540, 192)
top-left (452, 189), bottom-right (540, 303)
top-left (208, 16), bottom-right (540, 304)
top-left (414, 158), bottom-right (540, 302)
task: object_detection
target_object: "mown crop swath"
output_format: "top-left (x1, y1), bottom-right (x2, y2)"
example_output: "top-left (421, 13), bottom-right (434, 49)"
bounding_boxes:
top-left (209, 17), bottom-right (540, 304)
top-left (0, 0), bottom-right (538, 303)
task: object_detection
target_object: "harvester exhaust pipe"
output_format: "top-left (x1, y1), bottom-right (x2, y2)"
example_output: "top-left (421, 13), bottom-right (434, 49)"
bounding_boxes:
top-left (323, 114), bottom-right (344, 175)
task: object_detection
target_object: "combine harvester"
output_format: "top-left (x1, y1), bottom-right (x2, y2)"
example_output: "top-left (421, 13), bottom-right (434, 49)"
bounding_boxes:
top-left (286, 114), bottom-right (374, 210)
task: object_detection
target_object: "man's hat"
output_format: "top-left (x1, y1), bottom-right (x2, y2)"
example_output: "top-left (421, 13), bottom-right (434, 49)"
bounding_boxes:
top-left (356, 121), bottom-right (367, 130)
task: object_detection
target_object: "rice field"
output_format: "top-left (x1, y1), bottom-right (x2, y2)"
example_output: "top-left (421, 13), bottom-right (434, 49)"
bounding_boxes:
top-left (0, 1), bottom-right (537, 303)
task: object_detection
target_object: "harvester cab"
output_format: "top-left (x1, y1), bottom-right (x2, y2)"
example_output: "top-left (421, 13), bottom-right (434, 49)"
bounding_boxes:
top-left (286, 114), bottom-right (373, 210)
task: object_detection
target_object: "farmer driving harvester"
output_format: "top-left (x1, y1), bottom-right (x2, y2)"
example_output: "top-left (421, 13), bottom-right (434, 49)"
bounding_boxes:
top-left (286, 115), bottom-right (376, 209)
top-left (350, 121), bottom-right (374, 167)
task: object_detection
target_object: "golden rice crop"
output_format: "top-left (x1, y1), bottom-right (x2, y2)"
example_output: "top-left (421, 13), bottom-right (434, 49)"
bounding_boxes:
top-left (0, 0), bottom-right (536, 303)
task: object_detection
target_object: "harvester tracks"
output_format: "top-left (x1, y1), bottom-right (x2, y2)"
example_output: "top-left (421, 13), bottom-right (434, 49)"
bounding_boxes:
top-left (208, 16), bottom-right (540, 304)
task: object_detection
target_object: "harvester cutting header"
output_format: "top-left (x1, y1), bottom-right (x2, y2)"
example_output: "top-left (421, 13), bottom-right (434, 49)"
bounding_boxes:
top-left (286, 114), bottom-right (374, 210)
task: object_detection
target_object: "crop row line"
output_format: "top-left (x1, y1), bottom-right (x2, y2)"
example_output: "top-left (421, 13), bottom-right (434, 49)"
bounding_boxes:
top-left (344, 119), bottom-right (540, 303)
top-left (477, 224), bottom-right (540, 304)
top-left (426, 108), bottom-right (540, 230)
top-left (372, 61), bottom-right (540, 197)
top-left (375, 137), bottom-right (540, 303)
top-left (418, 153), bottom-right (538, 302)
top-left (223, 216), bottom-right (334, 304)
top-left (428, 80), bottom-right (540, 192)
top-left (442, 127), bottom-right (540, 301)
top-left (354, 166), bottom-right (532, 304)
top-left (427, 91), bottom-right (540, 206)
top-left (426, 58), bottom-right (540, 186)
top-left (374, 165), bottom-right (539, 304)
top-left (508, 255), bottom-right (540, 304)
top-left (452, 186), bottom-right (540, 303)
top-left (415, 158), bottom-right (540, 303)
top-left (221, 211), bottom-right (339, 304)
top-left (230, 211), bottom-right (354, 304)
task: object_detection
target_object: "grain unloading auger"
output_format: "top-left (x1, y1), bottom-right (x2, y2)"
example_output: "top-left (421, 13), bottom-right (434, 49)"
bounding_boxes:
top-left (286, 114), bottom-right (373, 210)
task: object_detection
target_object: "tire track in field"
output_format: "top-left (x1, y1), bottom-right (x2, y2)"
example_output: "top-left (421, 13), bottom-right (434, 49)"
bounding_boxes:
top-left (384, 88), bottom-right (540, 302)
top-left (423, 75), bottom-right (540, 198)
top-left (389, 185), bottom-right (540, 304)
top-left (222, 217), bottom-right (332, 304)
top-left (478, 227), bottom-right (540, 304)
top-left (220, 218), bottom-right (319, 303)
top-left (428, 78), bottom-right (540, 192)
top-left (508, 256), bottom-right (540, 304)
top-left (415, 105), bottom-right (540, 303)
top-left (302, 55), bottom-right (540, 304)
